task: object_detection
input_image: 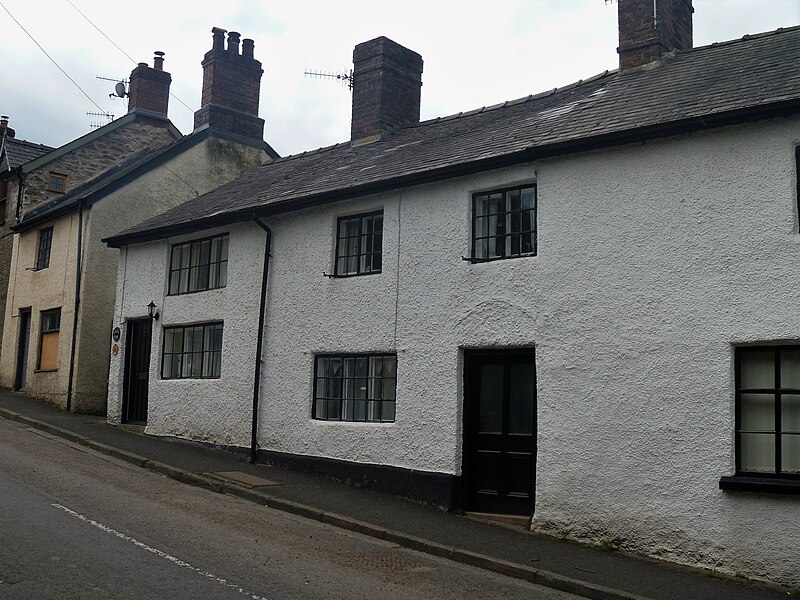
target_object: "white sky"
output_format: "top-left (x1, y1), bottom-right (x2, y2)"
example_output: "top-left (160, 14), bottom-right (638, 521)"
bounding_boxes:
top-left (0, 0), bottom-right (798, 157)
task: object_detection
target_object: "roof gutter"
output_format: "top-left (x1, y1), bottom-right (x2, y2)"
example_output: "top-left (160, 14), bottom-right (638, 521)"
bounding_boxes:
top-left (250, 216), bottom-right (272, 463)
top-left (104, 96), bottom-right (800, 248)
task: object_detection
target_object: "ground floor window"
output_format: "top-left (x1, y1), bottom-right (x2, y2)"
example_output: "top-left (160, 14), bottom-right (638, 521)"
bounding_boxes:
top-left (313, 354), bottom-right (396, 422)
top-left (38, 308), bottom-right (60, 370)
top-left (162, 322), bottom-right (223, 379)
top-left (736, 345), bottom-right (800, 476)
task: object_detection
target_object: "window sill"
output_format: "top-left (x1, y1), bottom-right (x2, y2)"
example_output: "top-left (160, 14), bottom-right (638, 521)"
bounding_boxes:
top-left (34, 368), bottom-right (58, 373)
top-left (467, 252), bottom-right (537, 264)
top-left (719, 475), bottom-right (800, 495)
top-left (328, 270), bottom-right (382, 279)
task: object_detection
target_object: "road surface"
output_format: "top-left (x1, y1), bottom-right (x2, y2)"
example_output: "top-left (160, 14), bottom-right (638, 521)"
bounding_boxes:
top-left (0, 418), bottom-right (580, 599)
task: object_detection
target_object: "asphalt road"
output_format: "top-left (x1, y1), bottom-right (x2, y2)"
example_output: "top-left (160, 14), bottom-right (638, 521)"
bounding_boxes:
top-left (0, 418), bottom-right (581, 600)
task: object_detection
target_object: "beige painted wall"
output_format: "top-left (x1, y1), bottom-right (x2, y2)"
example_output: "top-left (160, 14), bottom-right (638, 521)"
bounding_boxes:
top-left (0, 213), bottom-right (80, 406)
top-left (0, 134), bottom-right (267, 413)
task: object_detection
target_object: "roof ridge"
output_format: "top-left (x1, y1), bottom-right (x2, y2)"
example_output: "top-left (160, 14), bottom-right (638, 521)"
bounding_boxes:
top-left (678, 23), bottom-right (800, 55)
top-left (414, 69), bottom-right (616, 129)
top-left (266, 141), bottom-right (350, 166)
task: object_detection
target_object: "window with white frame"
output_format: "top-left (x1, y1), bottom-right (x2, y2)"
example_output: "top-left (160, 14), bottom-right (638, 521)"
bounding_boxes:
top-left (313, 354), bottom-right (396, 422)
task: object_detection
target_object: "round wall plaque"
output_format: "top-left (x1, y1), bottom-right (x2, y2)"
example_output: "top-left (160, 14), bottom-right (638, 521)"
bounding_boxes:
top-left (112, 327), bottom-right (121, 342)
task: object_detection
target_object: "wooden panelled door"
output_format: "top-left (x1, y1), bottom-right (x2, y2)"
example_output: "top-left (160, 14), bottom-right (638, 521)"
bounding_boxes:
top-left (463, 349), bottom-right (537, 516)
top-left (122, 319), bottom-right (152, 425)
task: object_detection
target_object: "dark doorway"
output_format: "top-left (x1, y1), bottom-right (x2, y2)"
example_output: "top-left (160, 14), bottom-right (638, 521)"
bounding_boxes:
top-left (122, 318), bottom-right (152, 425)
top-left (463, 349), bottom-right (537, 516)
top-left (14, 309), bottom-right (31, 391)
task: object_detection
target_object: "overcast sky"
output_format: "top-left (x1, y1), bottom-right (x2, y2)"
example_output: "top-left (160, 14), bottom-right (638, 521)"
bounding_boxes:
top-left (0, 0), bottom-right (798, 157)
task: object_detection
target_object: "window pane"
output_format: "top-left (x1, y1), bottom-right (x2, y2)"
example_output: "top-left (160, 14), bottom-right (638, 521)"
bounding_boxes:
top-left (782, 394), bottom-right (800, 433)
top-left (509, 362), bottom-right (535, 434)
top-left (475, 196), bottom-right (488, 217)
top-left (781, 434), bottom-right (800, 473)
top-left (740, 432), bottom-right (775, 472)
top-left (382, 401), bottom-right (396, 422)
top-left (179, 244), bottom-right (191, 268)
top-left (171, 247), bottom-right (182, 270)
top-left (220, 236), bottom-right (229, 262)
top-left (479, 364), bottom-right (503, 433)
top-left (508, 189), bottom-right (521, 212)
top-left (521, 187), bottom-right (536, 210)
top-left (740, 393), bottom-right (775, 431)
top-left (315, 398), bottom-right (326, 419)
top-left (169, 271), bottom-right (180, 295)
top-left (781, 349), bottom-right (800, 389)
top-left (739, 349), bottom-right (775, 388)
top-left (219, 261), bottom-right (228, 288)
top-left (179, 269), bottom-right (189, 294)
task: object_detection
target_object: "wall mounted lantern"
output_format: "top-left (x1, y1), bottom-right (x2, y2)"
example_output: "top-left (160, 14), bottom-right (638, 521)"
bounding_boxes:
top-left (147, 301), bottom-right (160, 321)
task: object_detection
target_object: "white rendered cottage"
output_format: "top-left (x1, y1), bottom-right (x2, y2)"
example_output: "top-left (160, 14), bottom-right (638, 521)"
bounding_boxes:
top-left (105, 0), bottom-right (800, 587)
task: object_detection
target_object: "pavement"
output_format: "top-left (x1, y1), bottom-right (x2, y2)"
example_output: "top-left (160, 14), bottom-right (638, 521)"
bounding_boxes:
top-left (0, 390), bottom-right (794, 600)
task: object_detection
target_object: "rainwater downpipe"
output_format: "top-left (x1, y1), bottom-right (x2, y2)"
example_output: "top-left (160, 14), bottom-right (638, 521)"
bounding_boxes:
top-left (250, 216), bottom-right (272, 463)
top-left (65, 201), bottom-right (84, 412)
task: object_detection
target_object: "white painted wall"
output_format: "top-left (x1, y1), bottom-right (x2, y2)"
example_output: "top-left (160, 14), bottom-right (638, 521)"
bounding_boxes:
top-left (107, 222), bottom-right (266, 446)
top-left (109, 115), bottom-right (800, 586)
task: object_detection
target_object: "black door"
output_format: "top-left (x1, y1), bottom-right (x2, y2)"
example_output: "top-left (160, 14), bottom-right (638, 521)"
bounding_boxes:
top-left (463, 349), bottom-right (537, 515)
top-left (14, 309), bottom-right (31, 391)
top-left (122, 319), bottom-right (152, 425)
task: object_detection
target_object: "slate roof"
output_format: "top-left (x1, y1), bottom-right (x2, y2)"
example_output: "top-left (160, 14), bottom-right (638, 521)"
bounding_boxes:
top-left (13, 128), bottom-right (230, 232)
top-left (1, 137), bottom-right (54, 171)
top-left (106, 25), bottom-right (800, 247)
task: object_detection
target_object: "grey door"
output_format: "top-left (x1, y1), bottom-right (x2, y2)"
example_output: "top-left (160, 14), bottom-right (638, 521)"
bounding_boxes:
top-left (14, 309), bottom-right (31, 391)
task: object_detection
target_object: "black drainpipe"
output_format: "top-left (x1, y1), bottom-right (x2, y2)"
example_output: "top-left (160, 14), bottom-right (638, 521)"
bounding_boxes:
top-left (250, 216), bottom-right (272, 463)
top-left (66, 201), bottom-right (84, 412)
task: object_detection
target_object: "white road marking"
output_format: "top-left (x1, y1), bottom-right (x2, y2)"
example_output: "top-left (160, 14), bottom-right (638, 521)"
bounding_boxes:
top-left (52, 503), bottom-right (269, 600)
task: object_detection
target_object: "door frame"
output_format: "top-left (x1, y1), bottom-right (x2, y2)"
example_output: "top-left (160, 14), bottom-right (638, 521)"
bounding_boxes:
top-left (461, 347), bottom-right (537, 516)
top-left (14, 308), bottom-right (31, 391)
top-left (122, 317), bottom-right (153, 425)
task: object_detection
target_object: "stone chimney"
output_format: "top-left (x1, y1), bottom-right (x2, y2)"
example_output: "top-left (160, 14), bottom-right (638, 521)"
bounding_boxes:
top-left (617, 0), bottom-right (693, 72)
top-left (127, 52), bottom-right (172, 116)
top-left (193, 27), bottom-right (265, 140)
top-left (0, 116), bottom-right (15, 139)
top-left (351, 37), bottom-right (423, 145)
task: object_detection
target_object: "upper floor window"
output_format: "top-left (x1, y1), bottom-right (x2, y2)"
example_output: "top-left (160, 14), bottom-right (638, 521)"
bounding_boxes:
top-left (472, 185), bottom-right (537, 262)
top-left (736, 346), bottom-right (800, 477)
top-left (36, 227), bottom-right (53, 270)
top-left (38, 308), bottom-right (61, 371)
top-left (168, 234), bottom-right (229, 295)
top-left (313, 353), bottom-right (396, 422)
top-left (334, 211), bottom-right (383, 276)
top-left (47, 172), bottom-right (68, 193)
top-left (162, 322), bottom-right (223, 379)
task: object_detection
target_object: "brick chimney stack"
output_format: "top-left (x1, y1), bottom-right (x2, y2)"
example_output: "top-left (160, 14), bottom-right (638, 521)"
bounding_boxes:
top-left (193, 27), bottom-right (265, 141)
top-left (617, 0), bottom-right (693, 72)
top-left (127, 52), bottom-right (172, 116)
top-left (0, 116), bottom-right (15, 139)
top-left (350, 37), bottom-right (423, 145)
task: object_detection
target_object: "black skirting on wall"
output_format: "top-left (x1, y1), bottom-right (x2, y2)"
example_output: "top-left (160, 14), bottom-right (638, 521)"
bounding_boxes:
top-left (256, 448), bottom-right (461, 510)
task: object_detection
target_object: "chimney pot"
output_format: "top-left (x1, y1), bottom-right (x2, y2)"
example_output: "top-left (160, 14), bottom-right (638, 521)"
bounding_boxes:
top-left (127, 56), bottom-right (172, 116)
top-left (242, 38), bottom-right (255, 59)
top-left (211, 27), bottom-right (227, 50)
top-left (227, 31), bottom-right (241, 54)
top-left (194, 28), bottom-right (264, 140)
top-left (0, 115), bottom-right (12, 138)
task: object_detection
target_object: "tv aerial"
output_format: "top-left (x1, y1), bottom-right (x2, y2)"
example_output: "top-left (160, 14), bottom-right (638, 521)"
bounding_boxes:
top-left (304, 68), bottom-right (353, 90)
top-left (98, 75), bottom-right (129, 99)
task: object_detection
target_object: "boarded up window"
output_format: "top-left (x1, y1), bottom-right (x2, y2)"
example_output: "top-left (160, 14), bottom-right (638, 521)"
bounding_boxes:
top-left (39, 309), bottom-right (60, 370)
